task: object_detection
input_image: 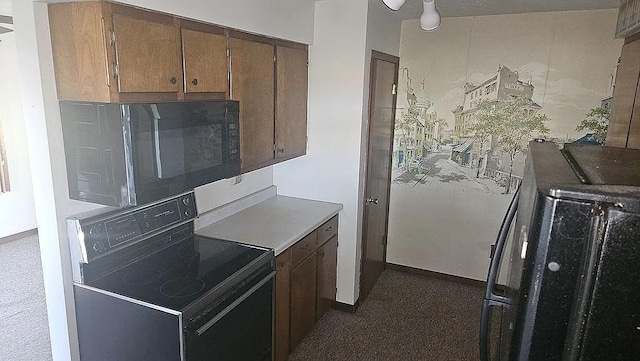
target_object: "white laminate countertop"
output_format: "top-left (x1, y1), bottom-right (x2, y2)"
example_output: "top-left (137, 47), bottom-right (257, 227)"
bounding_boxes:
top-left (196, 195), bottom-right (343, 255)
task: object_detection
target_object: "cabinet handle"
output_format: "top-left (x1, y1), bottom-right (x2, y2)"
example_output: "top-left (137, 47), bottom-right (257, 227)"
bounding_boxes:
top-left (170, 77), bottom-right (177, 85)
top-left (326, 226), bottom-right (333, 232)
top-left (100, 18), bottom-right (110, 87)
top-left (192, 78), bottom-right (198, 86)
top-left (277, 148), bottom-right (285, 153)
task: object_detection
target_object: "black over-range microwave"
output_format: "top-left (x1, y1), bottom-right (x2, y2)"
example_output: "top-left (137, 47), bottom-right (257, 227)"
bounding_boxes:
top-left (60, 101), bottom-right (240, 207)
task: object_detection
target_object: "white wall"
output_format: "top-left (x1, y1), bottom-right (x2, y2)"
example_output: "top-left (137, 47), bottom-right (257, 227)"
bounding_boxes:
top-left (273, 0), bottom-right (401, 305)
top-left (114, 0), bottom-right (314, 44)
top-left (0, 31), bottom-right (37, 239)
top-left (195, 169), bottom-right (273, 214)
top-left (11, 0), bottom-right (314, 360)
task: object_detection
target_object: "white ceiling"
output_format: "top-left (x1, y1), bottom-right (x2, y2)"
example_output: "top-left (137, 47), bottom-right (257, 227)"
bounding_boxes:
top-left (0, 0), bottom-right (10, 16)
top-left (387, 0), bottom-right (620, 19)
top-left (0, 0), bottom-right (621, 19)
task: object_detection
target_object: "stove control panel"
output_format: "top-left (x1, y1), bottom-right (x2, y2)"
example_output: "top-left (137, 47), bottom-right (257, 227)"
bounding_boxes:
top-left (67, 192), bottom-right (197, 265)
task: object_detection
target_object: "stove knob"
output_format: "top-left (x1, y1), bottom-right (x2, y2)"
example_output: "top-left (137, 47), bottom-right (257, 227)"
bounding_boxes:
top-left (182, 197), bottom-right (190, 205)
top-left (92, 242), bottom-right (107, 253)
top-left (184, 208), bottom-right (192, 217)
top-left (88, 225), bottom-right (100, 237)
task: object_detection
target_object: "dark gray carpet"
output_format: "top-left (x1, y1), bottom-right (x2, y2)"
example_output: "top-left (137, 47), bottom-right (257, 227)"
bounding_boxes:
top-left (289, 270), bottom-right (484, 361)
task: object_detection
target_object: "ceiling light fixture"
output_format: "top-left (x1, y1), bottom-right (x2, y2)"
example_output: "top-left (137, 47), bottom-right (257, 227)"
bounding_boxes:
top-left (382, 0), bottom-right (407, 11)
top-left (420, 0), bottom-right (441, 32)
top-left (382, 0), bottom-right (441, 32)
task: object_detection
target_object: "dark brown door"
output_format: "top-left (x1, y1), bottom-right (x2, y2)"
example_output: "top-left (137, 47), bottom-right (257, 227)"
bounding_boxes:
top-left (360, 51), bottom-right (399, 302)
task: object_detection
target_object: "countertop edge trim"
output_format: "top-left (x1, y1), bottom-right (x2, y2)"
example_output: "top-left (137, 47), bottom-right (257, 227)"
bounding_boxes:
top-left (273, 207), bottom-right (342, 256)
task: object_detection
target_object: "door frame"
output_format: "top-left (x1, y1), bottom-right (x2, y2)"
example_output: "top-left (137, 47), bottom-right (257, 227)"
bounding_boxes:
top-left (359, 50), bottom-right (400, 301)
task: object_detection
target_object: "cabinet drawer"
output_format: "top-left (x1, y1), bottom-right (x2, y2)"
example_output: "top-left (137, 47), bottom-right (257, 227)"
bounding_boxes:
top-left (291, 231), bottom-right (317, 267)
top-left (317, 216), bottom-right (338, 246)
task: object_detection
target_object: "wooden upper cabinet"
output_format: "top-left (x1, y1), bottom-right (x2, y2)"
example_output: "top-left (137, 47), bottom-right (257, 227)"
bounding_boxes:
top-left (181, 23), bottom-right (228, 94)
top-left (49, 2), bottom-right (112, 102)
top-left (111, 12), bottom-right (181, 94)
top-left (49, 1), bottom-right (308, 164)
top-left (229, 33), bottom-right (276, 172)
top-left (49, 2), bottom-right (183, 102)
top-left (276, 45), bottom-right (309, 160)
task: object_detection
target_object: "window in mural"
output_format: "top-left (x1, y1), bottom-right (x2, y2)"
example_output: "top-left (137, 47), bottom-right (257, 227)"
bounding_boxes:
top-left (0, 121), bottom-right (10, 193)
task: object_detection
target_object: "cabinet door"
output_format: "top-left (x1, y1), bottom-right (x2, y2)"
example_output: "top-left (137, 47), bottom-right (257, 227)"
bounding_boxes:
top-left (316, 235), bottom-right (338, 321)
top-left (182, 28), bottom-right (228, 94)
top-left (275, 45), bottom-right (308, 160)
top-left (112, 14), bottom-right (182, 93)
top-left (230, 36), bottom-right (275, 172)
top-left (49, 2), bottom-right (112, 102)
top-left (290, 253), bottom-right (317, 351)
top-left (274, 250), bottom-right (291, 361)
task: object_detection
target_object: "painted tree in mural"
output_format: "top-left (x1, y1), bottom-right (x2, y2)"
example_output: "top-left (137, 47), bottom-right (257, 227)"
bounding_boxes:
top-left (469, 100), bottom-right (502, 178)
top-left (492, 97), bottom-right (550, 193)
top-left (576, 107), bottom-right (610, 145)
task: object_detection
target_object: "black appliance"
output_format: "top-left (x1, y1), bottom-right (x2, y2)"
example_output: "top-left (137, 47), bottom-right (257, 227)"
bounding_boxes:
top-left (480, 141), bottom-right (640, 361)
top-left (67, 192), bottom-right (274, 361)
top-left (60, 100), bottom-right (241, 207)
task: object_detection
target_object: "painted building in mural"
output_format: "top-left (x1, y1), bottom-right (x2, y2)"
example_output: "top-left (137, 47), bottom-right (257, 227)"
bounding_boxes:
top-left (451, 65), bottom-right (541, 179)
top-left (393, 77), bottom-right (445, 171)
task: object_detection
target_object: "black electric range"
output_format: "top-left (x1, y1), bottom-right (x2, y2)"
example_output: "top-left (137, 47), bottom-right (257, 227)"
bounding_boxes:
top-left (67, 192), bottom-right (275, 361)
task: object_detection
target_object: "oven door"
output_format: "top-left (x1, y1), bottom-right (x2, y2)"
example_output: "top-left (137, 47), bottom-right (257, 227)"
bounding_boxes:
top-left (185, 271), bottom-right (275, 361)
top-left (126, 101), bottom-right (240, 205)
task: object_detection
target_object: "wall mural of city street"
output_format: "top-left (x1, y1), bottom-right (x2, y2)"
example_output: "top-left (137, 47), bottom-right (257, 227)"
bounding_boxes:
top-left (386, 9), bottom-right (624, 281)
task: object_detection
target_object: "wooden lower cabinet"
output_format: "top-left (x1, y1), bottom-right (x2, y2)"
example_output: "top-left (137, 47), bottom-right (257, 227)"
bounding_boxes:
top-left (274, 250), bottom-right (291, 361)
top-left (290, 253), bottom-right (317, 350)
top-left (316, 236), bottom-right (338, 321)
top-left (274, 215), bottom-right (338, 361)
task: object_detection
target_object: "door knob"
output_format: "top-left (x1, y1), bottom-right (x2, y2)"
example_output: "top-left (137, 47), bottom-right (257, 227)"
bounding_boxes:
top-left (365, 197), bottom-right (379, 204)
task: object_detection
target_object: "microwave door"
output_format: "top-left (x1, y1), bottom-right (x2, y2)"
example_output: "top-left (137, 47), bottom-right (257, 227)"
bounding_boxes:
top-left (151, 104), bottom-right (186, 179)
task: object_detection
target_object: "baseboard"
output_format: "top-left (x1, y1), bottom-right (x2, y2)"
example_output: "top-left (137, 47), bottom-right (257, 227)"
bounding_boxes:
top-left (333, 300), bottom-right (360, 314)
top-left (0, 228), bottom-right (38, 246)
top-left (386, 263), bottom-right (487, 288)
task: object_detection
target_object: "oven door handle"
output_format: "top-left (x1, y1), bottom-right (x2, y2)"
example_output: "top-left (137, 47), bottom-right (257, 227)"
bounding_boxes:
top-left (195, 271), bottom-right (276, 337)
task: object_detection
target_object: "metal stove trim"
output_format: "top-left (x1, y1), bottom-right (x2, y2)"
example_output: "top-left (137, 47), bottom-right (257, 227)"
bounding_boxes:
top-left (74, 282), bottom-right (182, 316)
top-left (182, 246), bottom-right (275, 320)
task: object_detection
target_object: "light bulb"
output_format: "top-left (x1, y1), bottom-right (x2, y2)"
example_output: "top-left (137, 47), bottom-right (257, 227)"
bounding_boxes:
top-left (382, 0), bottom-right (407, 11)
top-left (420, 0), bottom-right (441, 32)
